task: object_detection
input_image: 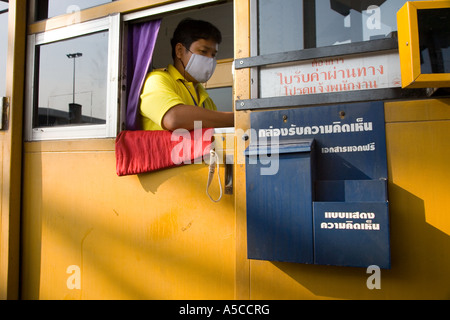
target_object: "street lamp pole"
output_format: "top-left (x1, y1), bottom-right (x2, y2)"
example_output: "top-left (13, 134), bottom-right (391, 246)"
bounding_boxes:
top-left (66, 52), bottom-right (82, 104)
top-left (66, 52), bottom-right (83, 123)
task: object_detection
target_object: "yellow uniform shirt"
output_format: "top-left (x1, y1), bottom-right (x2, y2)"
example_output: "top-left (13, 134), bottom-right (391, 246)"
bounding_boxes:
top-left (139, 64), bottom-right (217, 131)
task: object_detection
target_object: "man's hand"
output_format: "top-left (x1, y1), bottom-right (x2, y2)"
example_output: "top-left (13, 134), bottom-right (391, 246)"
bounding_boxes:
top-left (162, 104), bottom-right (234, 131)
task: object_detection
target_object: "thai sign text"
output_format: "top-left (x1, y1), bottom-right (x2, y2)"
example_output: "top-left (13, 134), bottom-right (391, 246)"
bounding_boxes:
top-left (260, 51), bottom-right (401, 98)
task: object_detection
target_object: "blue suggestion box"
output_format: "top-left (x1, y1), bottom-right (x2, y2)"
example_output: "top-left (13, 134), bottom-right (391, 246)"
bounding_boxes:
top-left (245, 102), bottom-right (391, 269)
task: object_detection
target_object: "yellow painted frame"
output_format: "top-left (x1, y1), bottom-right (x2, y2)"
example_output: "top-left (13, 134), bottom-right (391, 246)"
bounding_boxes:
top-left (397, 1), bottom-right (450, 88)
top-left (1, 0), bottom-right (27, 300)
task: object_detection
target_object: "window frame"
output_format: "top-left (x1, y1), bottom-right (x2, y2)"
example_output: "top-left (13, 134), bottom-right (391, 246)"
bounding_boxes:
top-left (25, 14), bottom-right (121, 141)
top-left (397, 1), bottom-right (450, 88)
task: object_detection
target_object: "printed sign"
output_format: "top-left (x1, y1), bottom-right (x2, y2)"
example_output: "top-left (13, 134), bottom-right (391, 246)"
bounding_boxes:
top-left (313, 202), bottom-right (390, 269)
top-left (250, 101), bottom-right (388, 181)
top-left (259, 51), bottom-right (401, 98)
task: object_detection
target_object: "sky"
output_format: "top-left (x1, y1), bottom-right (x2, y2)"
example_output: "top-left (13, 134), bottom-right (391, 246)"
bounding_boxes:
top-left (37, 30), bottom-right (109, 122)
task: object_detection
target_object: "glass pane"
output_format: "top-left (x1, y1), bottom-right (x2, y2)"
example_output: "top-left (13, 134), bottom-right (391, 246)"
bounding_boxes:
top-left (418, 8), bottom-right (450, 74)
top-left (35, 0), bottom-right (116, 21)
top-left (257, 0), bottom-right (423, 54)
top-left (152, 2), bottom-right (234, 68)
top-left (0, 4), bottom-right (8, 97)
top-left (206, 87), bottom-right (233, 112)
top-left (316, 0), bottom-right (421, 47)
top-left (34, 31), bottom-right (109, 128)
top-left (258, 0), bottom-right (304, 55)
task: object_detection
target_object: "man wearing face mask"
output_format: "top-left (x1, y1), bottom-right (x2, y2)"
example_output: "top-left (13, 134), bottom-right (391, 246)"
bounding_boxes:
top-left (139, 18), bottom-right (234, 131)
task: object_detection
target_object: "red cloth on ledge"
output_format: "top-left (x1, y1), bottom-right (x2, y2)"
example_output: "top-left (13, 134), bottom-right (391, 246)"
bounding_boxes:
top-left (115, 128), bottom-right (213, 176)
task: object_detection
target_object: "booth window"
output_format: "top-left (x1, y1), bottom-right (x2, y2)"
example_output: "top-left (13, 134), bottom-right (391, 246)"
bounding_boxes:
top-left (418, 8), bottom-right (450, 74)
top-left (35, 32), bottom-right (108, 127)
top-left (149, 1), bottom-right (234, 112)
top-left (25, 15), bottom-right (120, 141)
top-left (397, 1), bottom-right (450, 88)
top-left (122, 1), bottom-right (234, 130)
top-left (256, 0), bottom-right (421, 55)
top-left (0, 0), bottom-right (7, 98)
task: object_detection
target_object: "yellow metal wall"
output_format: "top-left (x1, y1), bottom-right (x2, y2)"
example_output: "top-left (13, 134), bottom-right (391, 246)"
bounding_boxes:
top-left (384, 99), bottom-right (450, 298)
top-left (21, 100), bottom-right (450, 300)
top-left (21, 140), bottom-right (235, 299)
top-left (233, 99), bottom-right (450, 300)
top-left (232, 1), bottom-right (450, 300)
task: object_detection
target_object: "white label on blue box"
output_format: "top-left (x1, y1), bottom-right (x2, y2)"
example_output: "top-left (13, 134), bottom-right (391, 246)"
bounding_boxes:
top-left (313, 202), bottom-right (390, 269)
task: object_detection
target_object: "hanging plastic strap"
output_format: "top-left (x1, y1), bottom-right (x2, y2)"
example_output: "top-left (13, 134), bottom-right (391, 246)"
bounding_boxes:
top-left (206, 149), bottom-right (223, 202)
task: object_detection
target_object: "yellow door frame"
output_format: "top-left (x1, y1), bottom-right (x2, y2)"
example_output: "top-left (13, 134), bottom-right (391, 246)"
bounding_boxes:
top-left (0, 0), bottom-right (27, 300)
top-left (233, 0), bottom-right (251, 300)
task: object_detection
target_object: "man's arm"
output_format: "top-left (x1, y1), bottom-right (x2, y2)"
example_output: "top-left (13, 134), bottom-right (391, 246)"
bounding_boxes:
top-left (162, 104), bottom-right (234, 131)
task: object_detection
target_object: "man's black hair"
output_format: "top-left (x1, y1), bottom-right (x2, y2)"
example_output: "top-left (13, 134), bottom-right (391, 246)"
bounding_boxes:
top-left (170, 18), bottom-right (222, 59)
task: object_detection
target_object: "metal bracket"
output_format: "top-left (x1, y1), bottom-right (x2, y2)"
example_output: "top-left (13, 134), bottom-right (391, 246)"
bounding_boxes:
top-left (235, 87), bottom-right (429, 111)
top-left (0, 96), bottom-right (9, 130)
top-left (224, 154), bottom-right (234, 195)
top-left (235, 36), bottom-right (399, 70)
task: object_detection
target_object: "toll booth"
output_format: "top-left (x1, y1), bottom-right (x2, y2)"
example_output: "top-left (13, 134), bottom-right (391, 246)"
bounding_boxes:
top-left (2, 0), bottom-right (450, 301)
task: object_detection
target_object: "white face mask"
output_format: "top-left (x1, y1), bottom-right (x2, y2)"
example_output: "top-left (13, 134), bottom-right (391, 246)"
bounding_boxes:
top-left (185, 52), bottom-right (217, 83)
